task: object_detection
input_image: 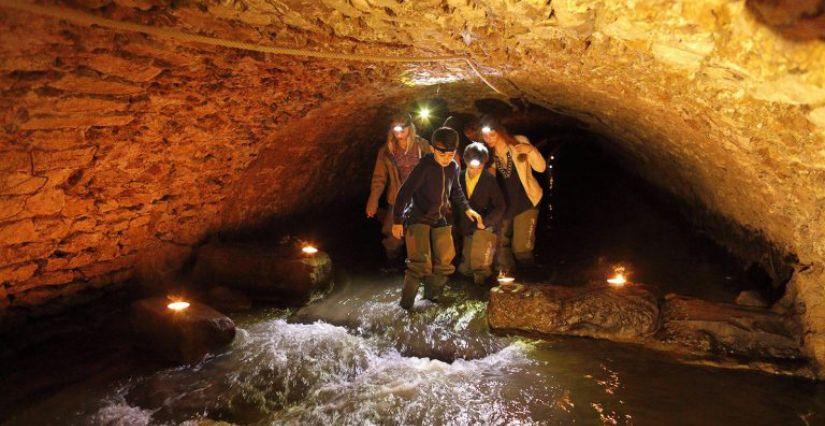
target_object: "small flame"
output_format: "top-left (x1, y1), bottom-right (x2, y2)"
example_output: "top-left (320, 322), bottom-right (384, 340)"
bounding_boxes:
top-left (607, 266), bottom-right (628, 287)
top-left (497, 271), bottom-right (515, 285)
top-left (302, 245), bottom-right (319, 255)
top-left (167, 301), bottom-right (190, 311)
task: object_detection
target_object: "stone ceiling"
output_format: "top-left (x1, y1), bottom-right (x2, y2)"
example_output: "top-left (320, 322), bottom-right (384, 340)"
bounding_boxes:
top-left (1, 0), bottom-right (824, 372)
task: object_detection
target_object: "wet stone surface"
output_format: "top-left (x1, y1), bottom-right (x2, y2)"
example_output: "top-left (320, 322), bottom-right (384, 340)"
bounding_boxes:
top-left (488, 283), bottom-right (660, 342)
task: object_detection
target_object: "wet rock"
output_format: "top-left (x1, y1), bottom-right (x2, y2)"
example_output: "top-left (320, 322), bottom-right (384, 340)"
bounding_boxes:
top-left (131, 297), bottom-right (236, 363)
top-left (192, 242), bottom-right (332, 306)
top-left (658, 294), bottom-right (802, 361)
top-left (735, 290), bottom-right (770, 308)
top-left (205, 286), bottom-right (253, 312)
top-left (488, 283), bottom-right (660, 342)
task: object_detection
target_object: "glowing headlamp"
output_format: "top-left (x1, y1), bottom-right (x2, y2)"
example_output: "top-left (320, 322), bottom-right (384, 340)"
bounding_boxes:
top-left (481, 125), bottom-right (492, 134)
top-left (469, 159), bottom-right (481, 168)
top-left (393, 125), bottom-right (404, 132)
top-left (418, 108), bottom-right (431, 120)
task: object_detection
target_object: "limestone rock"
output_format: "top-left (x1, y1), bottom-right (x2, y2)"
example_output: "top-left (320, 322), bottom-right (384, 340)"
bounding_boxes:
top-left (488, 283), bottom-right (660, 342)
top-left (204, 286), bottom-right (252, 313)
top-left (735, 290), bottom-right (770, 308)
top-left (131, 297), bottom-right (236, 363)
top-left (659, 294), bottom-right (802, 361)
top-left (191, 242), bottom-right (332, 306)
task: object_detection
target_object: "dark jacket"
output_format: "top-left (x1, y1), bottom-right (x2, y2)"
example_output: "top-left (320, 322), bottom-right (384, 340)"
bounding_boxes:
top-left (393, 154), bottom-right (470, 227)
top-left (457, 170), bottom-right (505, 235)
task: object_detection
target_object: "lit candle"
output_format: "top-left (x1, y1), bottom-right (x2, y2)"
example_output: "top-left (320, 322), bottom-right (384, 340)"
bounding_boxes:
top-left (497, 272), bottom-right (515, 286)
top-left (607, 266), bottom-right (628, 287)
top-left (302, 245), bottom-right (319, 255)
top-left (167, 301), bottom-right (190, 311)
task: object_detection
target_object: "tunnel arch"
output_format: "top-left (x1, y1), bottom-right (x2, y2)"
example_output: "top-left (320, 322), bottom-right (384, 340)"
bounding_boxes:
top-left (1, 0), bottom-right (824, 374)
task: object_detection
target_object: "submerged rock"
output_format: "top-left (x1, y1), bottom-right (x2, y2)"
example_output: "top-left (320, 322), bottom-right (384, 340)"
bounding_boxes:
top-left (659, 294), bottom-right (802, 361)
top-left (131, 297), bottom-right (236, 363)
top-left (191, 242), bottom-right (332, 306)
top-left (488, 283), bottom-right (660, 342)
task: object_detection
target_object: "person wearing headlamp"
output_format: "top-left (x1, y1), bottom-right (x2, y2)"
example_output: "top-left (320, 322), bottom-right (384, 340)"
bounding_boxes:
top-left (366, 113), bottom-right (431, 269)
top-left (480, 117), bottom-right (547, 272)
top-left (391, 127), bottom-right (484, 310)
top-left (456, 142), bottom-right (505, 285)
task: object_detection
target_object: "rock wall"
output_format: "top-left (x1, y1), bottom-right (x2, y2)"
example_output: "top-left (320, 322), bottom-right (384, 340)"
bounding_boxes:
top-left (1, 0), bottom-right (825, 373)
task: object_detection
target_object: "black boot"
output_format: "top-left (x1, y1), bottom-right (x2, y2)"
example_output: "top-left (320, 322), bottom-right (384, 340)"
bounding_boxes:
top-left (423, 275), bottom-right (447, 302)
top-left (400, 274), bottom-right (420, 310)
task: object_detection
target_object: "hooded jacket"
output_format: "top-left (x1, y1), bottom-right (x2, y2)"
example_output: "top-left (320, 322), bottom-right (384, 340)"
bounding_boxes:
top-left (366, 136), bottom-right (431, 211)
top-left (393, 154), bottom-right (471, 227)
top-left (457, 169), bottom-right (506, 235)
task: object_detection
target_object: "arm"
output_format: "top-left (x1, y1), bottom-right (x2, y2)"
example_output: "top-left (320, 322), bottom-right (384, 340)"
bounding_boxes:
top-left (484, 174), bottom-right (506, 231)
top-left (366, 151), bottom-right (388, 214)
top-left (449, 165), bottom-right (470, 214)
top-left (392, 163), bottom-right (424, 224)
top-left (514, 136), bottom-right (547, 173)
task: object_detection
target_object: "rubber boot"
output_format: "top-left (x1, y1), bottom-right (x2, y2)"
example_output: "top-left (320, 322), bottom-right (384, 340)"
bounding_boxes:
top-left (400, 274), bottom-right (420, 310)
top-left (423, 275), bottom-right (447, 302)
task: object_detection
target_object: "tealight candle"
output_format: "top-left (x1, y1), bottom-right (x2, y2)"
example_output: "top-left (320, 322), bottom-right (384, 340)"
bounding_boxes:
top-left (167, 301), bottom-right (190, 311)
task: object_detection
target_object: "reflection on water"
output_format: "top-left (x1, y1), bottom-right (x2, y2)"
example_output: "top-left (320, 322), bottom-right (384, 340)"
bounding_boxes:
top-left (4, 276), bottom-right (825, 425)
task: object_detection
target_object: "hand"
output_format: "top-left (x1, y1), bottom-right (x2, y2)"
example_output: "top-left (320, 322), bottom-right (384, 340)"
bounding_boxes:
top-left (466, 209), bottom-right (484, 229)
top-left (366, 203), bottom-right (377, 218)
top-left (391, 224), bottom-right (404, 239)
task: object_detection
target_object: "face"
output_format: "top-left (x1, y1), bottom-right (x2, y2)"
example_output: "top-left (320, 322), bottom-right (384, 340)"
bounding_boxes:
top-left (467, 160), bottom-right (483, 177)
top-left (392, 123), bottom-right (410, 140)
top-left (433, 149), bottom-right (456, 167)
top-left (481, 127), bottom-right (501, 148)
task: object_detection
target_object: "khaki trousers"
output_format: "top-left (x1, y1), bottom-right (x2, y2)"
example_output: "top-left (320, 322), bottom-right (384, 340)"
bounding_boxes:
top-left (496, 208), bottom-right (538, 272)
top-left (458, 228), bottom-right (497, 281)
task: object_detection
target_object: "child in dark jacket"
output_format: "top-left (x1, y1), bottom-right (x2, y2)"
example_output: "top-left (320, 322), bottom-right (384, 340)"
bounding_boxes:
top-left (457, 143), bottom-right (506, 285)
top-left (392, 127), bottom-right (483, 310)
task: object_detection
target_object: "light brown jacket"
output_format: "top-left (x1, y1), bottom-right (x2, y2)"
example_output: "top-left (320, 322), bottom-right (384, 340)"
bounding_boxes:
top-left (367, 136), bottom-right (431, 210)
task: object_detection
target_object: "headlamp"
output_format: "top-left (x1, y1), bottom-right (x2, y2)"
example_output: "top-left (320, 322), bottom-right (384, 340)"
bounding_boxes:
top-left (481, 125), bottom-right (492, 134)
top-left (469, 159), bottom-right (481, 168)
top-left (393, 125), bottom-right (404, 132)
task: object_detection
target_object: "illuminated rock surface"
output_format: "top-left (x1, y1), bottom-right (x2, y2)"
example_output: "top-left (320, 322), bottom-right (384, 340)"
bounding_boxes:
top-left (488, 283), bottom-right (660, 342)
top-left (1, 1), bottom-right (824, 373)
top-left (131, 296), bottom-right (236, 363)
top-left (191, 242), bottom-right (333, 305)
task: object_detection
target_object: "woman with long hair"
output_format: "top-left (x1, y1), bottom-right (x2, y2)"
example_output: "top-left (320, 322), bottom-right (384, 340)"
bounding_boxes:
top-left (479, 116), bottom-right (547, 272)
top-left (366, 113), bottom-right (431, 268)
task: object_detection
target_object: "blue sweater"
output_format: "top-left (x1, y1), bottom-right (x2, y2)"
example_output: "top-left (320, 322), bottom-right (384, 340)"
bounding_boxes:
top-left (393, 154), bottom-right (470, 227)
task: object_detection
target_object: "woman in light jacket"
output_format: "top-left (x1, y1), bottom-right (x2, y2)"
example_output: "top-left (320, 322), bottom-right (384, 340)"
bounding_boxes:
top-left (366, 114), bottom-right (431, 264)
top-left (480, 117), bottom-right (546, 272)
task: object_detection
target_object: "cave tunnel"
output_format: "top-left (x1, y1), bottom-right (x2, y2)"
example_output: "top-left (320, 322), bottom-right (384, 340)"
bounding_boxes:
top-left (1, 0), bottom-right (825, 424)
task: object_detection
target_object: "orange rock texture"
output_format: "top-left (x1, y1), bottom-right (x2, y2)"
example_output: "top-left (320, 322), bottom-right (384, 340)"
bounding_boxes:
top-left (1, 0), bottom-right (825, 374)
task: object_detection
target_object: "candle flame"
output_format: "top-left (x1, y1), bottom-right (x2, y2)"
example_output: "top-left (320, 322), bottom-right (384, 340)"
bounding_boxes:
top-left (607, 266), bottom-right (628, 287)
top-left (167, 301), bottom-right (190, 311)
top-left (302, 245), bottom-right (319, 255)
top-left (497, 271), bottom-right (515, 285)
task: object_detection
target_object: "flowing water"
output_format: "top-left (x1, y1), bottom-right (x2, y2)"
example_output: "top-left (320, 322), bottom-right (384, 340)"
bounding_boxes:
top-left (3, 274), bottom-right (825, 425)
